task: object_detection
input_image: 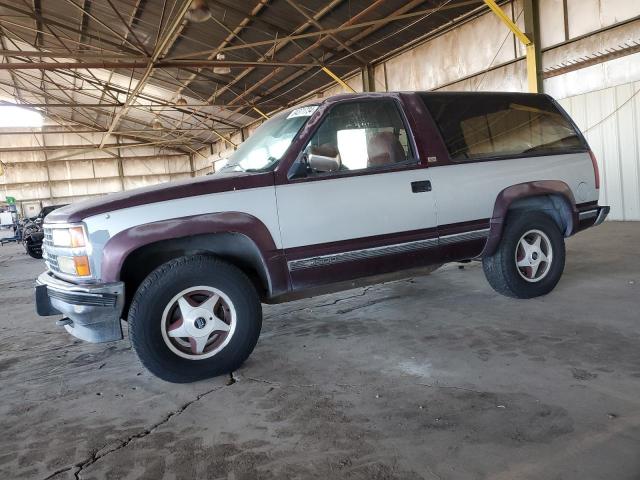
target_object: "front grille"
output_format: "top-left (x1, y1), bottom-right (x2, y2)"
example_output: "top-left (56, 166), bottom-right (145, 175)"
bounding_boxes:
top-left (43, 228), bottom-right (54, 247)
top-left (42, 246), bottom-right (61, 274)
top-left (42, 228), bottom-right (60, 273)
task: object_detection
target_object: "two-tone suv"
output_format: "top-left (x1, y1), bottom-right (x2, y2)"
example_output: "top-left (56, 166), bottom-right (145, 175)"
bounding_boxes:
top-left (35, 91), bottom-right (609, 383)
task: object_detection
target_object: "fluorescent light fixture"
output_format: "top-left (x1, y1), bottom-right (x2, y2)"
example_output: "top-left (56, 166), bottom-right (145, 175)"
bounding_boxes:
top-left (0, 105), bottom-right (43, 128)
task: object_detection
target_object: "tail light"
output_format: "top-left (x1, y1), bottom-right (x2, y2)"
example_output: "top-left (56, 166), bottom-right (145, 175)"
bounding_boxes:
top-left (588, 150), bottom-right (600, 189)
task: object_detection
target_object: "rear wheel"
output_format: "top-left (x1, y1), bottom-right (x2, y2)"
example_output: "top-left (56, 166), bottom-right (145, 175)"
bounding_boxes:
top-left (482, 211), bottom-right (565, 299)
top-left (129, 255), bottom-right (262, 383)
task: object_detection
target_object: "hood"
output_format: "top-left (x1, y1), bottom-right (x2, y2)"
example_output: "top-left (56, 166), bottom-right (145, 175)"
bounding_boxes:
top-left (47, 171), bottom-right (275, 224)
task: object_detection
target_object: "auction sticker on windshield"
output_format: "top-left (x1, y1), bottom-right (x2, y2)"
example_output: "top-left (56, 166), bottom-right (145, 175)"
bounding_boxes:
top-left (287, 105), bottom-right (318, 119)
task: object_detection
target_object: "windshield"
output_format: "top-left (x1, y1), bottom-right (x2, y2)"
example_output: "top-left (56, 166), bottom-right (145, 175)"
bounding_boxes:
top-left (217, 105), bottom-right (317, 173)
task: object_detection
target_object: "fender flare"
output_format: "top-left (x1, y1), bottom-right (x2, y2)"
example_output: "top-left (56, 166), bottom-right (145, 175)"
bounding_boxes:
top-left (481, 180), bottom-right (578, 257)
top-left (100, 212), bottom-right (289, 297)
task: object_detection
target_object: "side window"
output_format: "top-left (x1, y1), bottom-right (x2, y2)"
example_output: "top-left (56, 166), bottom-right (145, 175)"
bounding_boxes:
top-left (421, 93), bottom-right (587, 161)
top-left (302, 100), bottom-right (415, 175)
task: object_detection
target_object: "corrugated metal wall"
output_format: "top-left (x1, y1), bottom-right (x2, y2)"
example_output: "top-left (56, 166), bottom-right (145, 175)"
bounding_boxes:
top-left (559, 82), bottom-right (640, 221)
top-left (0, 130), bottom-right (193, 213)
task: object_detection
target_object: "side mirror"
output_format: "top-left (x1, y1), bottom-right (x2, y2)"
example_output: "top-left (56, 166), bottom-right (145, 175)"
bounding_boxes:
top-left (308, 153), bottom-right (341, 173)
top-left (307, 145), bottom-right (341, 173)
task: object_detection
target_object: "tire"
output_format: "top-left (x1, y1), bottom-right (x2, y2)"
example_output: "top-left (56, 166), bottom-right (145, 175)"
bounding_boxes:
top-left (128, 255), bottom-right (262, 383)
top-left (482, 211), bottom-right (565, 299)
top-left (23, 240), bottom-right (42, 260)
top-left (26, 244), bottom-right (43, 259)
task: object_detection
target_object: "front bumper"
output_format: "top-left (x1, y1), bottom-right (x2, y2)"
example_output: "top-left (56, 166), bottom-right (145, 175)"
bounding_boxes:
top-left (35, 271), bottom-right (124, 343)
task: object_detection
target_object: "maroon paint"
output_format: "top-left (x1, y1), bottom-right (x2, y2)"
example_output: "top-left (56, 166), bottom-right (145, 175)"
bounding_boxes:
top-left (290, 248), bottom-right (442, 292)
top-left (284, 226), bottom-right (439, 261)
top-left (438, 218), bottom-right (491, 261)
top-left (47, 172), bottom-right (275, 224)
top-left (438, 218), bottom-right (491, 236)
top-left (100, 212), bottom-right (289, 296)
top-left (399, 92), bottom-right (450, 166)
top-left (481, 180), bottom-right (577, 257)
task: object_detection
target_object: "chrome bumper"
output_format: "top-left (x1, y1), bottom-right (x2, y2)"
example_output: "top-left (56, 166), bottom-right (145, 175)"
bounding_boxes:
top-left (593, 205), bottom-right (610, 226)
top-left (35, 271), bottom-right (124, 343)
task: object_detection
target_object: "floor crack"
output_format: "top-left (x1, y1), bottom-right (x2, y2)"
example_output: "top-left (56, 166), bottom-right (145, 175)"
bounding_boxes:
top-left (237, 373), bottom-right (362, 390)
top-left (42, 385), bottom-right (225, 480)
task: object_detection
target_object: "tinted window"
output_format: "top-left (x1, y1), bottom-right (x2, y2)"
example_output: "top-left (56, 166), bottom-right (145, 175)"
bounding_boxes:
top-left (304, 99), bottom-right (415, 174)
top-left (421, 93), bottom-right (586, 161)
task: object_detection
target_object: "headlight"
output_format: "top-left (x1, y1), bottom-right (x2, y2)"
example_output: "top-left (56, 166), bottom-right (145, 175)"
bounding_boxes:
top-left (51, 226), bottom-right (86, 248)
top-left (47, 225), bottom-right (92, 277)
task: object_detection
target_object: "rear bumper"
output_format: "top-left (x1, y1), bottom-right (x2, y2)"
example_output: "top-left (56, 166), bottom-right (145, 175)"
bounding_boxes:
top-left (35, 271), bottom-right (124, 343)
top-left (577, 205), bottom-right (610, 232)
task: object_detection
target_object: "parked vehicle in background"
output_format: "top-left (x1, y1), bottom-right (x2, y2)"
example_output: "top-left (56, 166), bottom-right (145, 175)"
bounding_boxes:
top-left (22, 205), bottom-right (67, 259)
top-left (35, 92), bottom-right (608, 383)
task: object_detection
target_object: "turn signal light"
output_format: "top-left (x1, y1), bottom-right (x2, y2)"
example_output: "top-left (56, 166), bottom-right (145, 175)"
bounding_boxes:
top-left (73, 256), bottom-right (91, 277)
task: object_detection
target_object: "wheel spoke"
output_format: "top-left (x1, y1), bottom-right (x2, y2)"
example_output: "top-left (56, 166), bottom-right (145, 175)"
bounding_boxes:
top-left (517, 257), bottom-right (530, 268)
top-left (168, 319), bottom-right (190, 338)
top-left (177, 296), bottom-right (195, 319)
top-left (529, 261), bottom-right (541, 278)
top-left (189, 335), bottom-right (210, 354)
top-left (532, 234), bottom-right (542, 250)
top-left (199, 294), bottom-right (220, 313)
top-left (210, 315), bottom-right (231, 333)
top-left (519, 238), bottom-right (532, 256)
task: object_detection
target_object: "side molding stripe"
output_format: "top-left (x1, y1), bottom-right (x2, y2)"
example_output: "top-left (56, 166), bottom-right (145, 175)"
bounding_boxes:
top-left (288, 228), bottom-right (489, 271)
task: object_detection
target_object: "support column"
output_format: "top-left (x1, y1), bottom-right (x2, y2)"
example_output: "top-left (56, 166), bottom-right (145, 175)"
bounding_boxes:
top-left (483, 0), bottom-right (541, 93)
top-left (188, 153), bottom-right (195, 178)
top-left (115, 136), bottom-right (125, 191)
top-left (362, 64), bottom-right (376, 92)
top-left (523, 0), bottom-right (543, 93)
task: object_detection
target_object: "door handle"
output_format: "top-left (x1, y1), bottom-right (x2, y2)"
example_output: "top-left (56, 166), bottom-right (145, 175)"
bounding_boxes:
top-left (411, 180), bottom-right (432, 193)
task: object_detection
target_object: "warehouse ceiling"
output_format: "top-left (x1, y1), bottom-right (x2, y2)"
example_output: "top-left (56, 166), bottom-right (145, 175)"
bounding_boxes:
top-left (0, 0), bottom-right (485, 155)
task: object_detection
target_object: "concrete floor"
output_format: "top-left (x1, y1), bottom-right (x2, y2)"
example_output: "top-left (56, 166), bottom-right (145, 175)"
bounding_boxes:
top-left (0, 222), bottom-right (639, 480)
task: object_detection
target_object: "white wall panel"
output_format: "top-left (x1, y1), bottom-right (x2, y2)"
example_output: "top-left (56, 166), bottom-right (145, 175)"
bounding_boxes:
top-left (539, 0), bottom-right (566, 48)
top-left (567, 0), bottom-right (640, 38)
top-left (545, 51), bottom-right (640, 99)
top-left (384, 7), bottom-right (518, 92)
top-left (559, 81), bottom-right (640, 220)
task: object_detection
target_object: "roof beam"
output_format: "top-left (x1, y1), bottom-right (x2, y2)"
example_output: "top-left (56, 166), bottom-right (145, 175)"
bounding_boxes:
top-left (98, 0), bottom-right (193, 149)
top-left (0, 1), bottom-right (141, 54)
top-left (171, 1), bottom-right (483, 59)
top-left (227, 0), bottom-right (388, 108)
top-left (0, 59), bottom-right (345, 70)
top-left (284, 0), bottom-right (368, 65)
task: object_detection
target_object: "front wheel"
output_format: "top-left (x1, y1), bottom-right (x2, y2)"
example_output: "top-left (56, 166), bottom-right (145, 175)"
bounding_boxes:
top-left (129, 255), bottom-right (262, 383)
top-left (482, 211), bottom-right (565, 299)
top-left (25, 243), bottom-right (42, 260)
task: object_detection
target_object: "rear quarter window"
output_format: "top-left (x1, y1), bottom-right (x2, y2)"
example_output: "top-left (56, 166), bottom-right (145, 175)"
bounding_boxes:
top-left (420, 93), bottom-right (587, 162)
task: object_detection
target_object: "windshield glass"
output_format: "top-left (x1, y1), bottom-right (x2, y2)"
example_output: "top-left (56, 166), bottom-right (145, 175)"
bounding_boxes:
top-left (217, 105), bottom-right (317, 173)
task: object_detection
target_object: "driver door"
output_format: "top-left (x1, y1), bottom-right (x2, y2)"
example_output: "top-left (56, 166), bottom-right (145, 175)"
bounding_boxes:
top-left (274, 98), bottom-right (440, 290)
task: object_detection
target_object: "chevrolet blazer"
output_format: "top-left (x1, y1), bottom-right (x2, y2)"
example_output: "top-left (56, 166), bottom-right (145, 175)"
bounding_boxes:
top-left (35, 91), bottom-right (609, 382)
